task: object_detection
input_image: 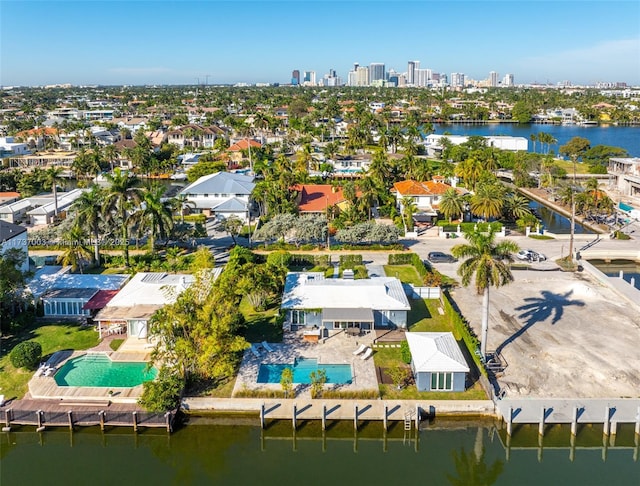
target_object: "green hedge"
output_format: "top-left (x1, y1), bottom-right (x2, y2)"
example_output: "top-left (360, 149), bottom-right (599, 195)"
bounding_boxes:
top-left (339, 254), bottom-right (363, 268)
top-left (441, 291), bottom-right (486, 376)
top-left (177, 214), bottom-right (207, 224)
top-left (388, 252), bottom-right (428, 279)
top-left (437, 221), bottom-right (503, 232)
top-left (289, 254), bottom-right (330, 267)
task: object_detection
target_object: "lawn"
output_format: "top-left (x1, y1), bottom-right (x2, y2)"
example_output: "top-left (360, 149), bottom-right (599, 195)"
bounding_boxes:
top-left (372, 347), bottom-right (488, 400)
top-left (408, 298), bottom-right (451, 332)
top-left (383, 265), bottom-right (422, 286)
top-left (0, 321), bottom-right (100, 401)
top-left (239, 297), bottom-right (283, 343)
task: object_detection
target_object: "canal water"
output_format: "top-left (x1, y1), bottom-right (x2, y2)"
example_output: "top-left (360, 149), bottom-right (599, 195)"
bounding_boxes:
top-left (1, 420), bottom-right (638, 485)
top-left (527, 200), bottom-right (593, 234)
top-left (432, 124), bottom-right (640, 157)
top-left (588, 259), bottom-right (640, 290)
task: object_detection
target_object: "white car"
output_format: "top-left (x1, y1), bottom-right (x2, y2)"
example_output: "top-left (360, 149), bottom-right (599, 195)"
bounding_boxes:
top-left (516, 249), bottom-right (546, 262)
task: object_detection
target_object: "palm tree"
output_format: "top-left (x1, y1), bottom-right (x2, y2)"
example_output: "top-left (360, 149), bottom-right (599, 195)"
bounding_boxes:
top-left (470, 183), bottom-right (505, 221)
top-left (172, 193), bottom-right (196, 224)
top-left (57, 225), bottom-right (93, 274)
top-left (135, 184), bottom-right (174, 251)
top-left (72, 185), bottom-right (105, 265)
top-left (439, 188), bottom-right (465, 222)
top-left (104, 168), bottom-right (142, 267)
top-left (43, 166), bottom-right (65, 216)
top-left (455, 157), bottom-right (484, 191)
top-left (503, 193), bottom-right (532, 222)
top-left (400, 196), bottom-right (418, 233)
top-left (451, 228), bottom-right (519, 358)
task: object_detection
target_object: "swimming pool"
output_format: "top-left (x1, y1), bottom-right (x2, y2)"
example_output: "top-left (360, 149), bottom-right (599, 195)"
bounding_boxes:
top-left (54, 354), bottom-right (158, 387)
top-left (257, 358), bottom-right (352, 384)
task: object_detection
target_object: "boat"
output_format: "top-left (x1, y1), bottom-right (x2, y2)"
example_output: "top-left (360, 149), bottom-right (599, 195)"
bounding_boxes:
top-left (170, 171), bottom-right (187, 181)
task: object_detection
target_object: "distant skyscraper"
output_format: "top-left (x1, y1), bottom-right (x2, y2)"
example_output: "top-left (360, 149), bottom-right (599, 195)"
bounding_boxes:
top-left (502, 73), bottom-right (514, 87)
top-left (415, 69), bottom-right (430, 87)
top-left (369, 63), bottom-right (385, 82)
top-left (407, 61), bottom-right (419, 85)
top-left (450, 72), bottom-right (465, 88)
top-left (303, 71), bottom-right (316, 86)
top-left (291, 70), bottom-right (300, 85)
top-left (489, 71), bottom-right (499, 87)
top-left (356, 66), bottom-right (369, 86)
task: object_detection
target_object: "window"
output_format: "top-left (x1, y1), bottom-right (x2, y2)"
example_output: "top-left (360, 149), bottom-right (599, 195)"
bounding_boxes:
top-left (431, 372), bottom-right (453, 391)
top-left (290, 310), bottom-right (306, 325)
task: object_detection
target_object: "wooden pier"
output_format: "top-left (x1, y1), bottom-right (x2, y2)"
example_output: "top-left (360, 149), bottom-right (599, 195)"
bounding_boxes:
top-left (1, 399), bottom-right (175, 432)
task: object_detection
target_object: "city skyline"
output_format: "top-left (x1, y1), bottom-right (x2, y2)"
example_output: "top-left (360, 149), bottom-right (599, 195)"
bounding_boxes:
top-left (1, 1), bottom-right (639, 87)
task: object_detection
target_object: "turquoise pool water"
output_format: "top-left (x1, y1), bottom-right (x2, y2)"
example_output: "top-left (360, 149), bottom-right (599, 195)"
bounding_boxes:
top-left (257, 358), bottom-right (352, 384)
top-left (54, 354), bottom-right (158, 387)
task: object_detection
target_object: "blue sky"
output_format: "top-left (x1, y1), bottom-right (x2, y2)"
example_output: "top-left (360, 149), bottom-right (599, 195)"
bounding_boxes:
top-left (1, 1), bottom-right (639, 86)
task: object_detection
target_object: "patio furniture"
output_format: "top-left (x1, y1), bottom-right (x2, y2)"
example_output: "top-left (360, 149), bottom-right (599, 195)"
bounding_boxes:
top-left (250, 344), bottom-right (261, 358)
top-left (303, 330), bottom-right (320, 343)
top-left (361, 347), bottom-right (374, 361)
top-left (353, 344), bottom-right (367, 356)
top-left (347, 327), bottom-right (361, 337)
top-left (262, 341), bottom-right (274, 353)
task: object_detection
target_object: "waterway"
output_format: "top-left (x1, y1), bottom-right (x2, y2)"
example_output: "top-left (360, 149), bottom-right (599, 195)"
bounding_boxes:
top-left (1, 420), bottom-right (639, 485)
top-left (588, 259), bottom-right (640, 290)
top-left (527, 200), bottom-right (593, 234)
top-left (432, 124), bottom-right (640, 158)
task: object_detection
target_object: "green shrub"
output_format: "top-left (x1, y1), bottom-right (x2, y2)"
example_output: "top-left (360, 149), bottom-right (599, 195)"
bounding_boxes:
top-left (267, 250), bottom-right (293, 267)
top-left (138, 367), bottom-right (184, 412)
top-left (400, 341), bottom-right (411, 364)
top-left (9, 341), bottom-right (43, 370)
top-left (322, 389), bottom-right (379, 399)
top-left (234, 389), bottom-right (287, 398)
top-left (109, 339), bottom-right (124, 351)
top-left (339, 254), bottom-right (363, 268)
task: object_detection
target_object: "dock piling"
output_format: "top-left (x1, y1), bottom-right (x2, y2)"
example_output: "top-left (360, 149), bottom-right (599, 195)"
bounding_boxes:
top-left (322, 403), bottom-right (326, 431)
top-left (292, 403), bottom-right (297, 431)
top-left (354, 404), bottom-right (358, 431)
top-left (571, 407), bottom-right (578, 436)
top-left (506, 406), bottom-right (513, 436)
top-left (3, 409), bottom-right (11, 432)
top-left (260, 402), bottom-right (265, 429)
top-left (36, 410), bottom-right (45, 432)
top-left (603, 406), bottom-right (611, 437)
top-left (539, 407), bottom-right (546, 436)
top-left (635, 406), bottom-right (640, 436)
top-left (415, 405), bottom-right (420, 431)
top-left (132, 411), bottom-right (138, 432)
top-left (67, 411), bottom-right (73, 430)
top-left (99, 410), bottom-right (105, 431)
top-left (383, 403), bottom-right (388, 431)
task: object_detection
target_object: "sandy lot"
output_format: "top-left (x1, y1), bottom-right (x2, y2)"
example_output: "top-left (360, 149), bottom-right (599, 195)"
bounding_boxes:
top-left (448, 268), bottom-right (640, 399)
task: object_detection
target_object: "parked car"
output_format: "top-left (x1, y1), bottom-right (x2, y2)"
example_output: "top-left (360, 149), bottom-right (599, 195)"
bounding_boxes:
top-left (427, 252), bottom-right (457, 263)
top-left (516, 249), bottom-right (546, 262)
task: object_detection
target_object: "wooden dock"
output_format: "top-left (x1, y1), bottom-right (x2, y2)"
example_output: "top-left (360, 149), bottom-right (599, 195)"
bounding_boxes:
top-left (1, 399), bottom-right (175, 432)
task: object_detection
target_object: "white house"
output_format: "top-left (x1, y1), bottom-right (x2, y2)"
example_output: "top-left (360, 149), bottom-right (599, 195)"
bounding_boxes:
top-left (423, 134), bottom-right (528, 156)
top-left (609, 157), bottom-right (640, 199)
top-left (281, 272), bottom-right (411, 331)
top-left (0, 136), bottom-right (30, 158)
top-left (0, 220), bottom-right (28, 272)
top-left (406, 332), bottom-right (470, 392)
top-left (392, 177), bottom-right (466, 225)
top-left (93, 272), bottom-right (196, 339)
top-left (179, 171), bottom-right (256, 221)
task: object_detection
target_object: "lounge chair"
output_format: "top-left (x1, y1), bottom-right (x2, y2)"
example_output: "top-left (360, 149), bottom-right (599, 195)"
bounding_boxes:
top-left (361, 347), bottom-right (374, 361)
top-left (250, 344), bottom-right (261, 358)
top-left (353, 344), bottom-right (367, 356)
top-left (262, 341), bottom-right (274, 353)
top-left (44, 366), bottom-right (56, 377)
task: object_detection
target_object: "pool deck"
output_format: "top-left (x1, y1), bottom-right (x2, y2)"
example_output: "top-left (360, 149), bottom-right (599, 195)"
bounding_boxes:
top-left (233, 330), bottom-right (380, 397)
top-left (27, 350), bottom-right (147, 404)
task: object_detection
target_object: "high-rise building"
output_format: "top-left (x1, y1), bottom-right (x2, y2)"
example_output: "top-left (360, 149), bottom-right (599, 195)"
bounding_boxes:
top-left (450, 72), bottom-right (465, 88)
top-left (291, 70), bottom-right (300, 85)
top-left (415, 69), bottom-right (431, 87)
top-left (489, 71), bottom-right (499, 87)
top-left (407, 60), bottom-right (420, 85)
top-left (502, 73), bottom-right (514, 87)
top-left (355, 66), bottom-right (369, 86)
top-left (303, 71), bottom-right (316, 86)
top-left (369, 63), bottom-right (385, 82)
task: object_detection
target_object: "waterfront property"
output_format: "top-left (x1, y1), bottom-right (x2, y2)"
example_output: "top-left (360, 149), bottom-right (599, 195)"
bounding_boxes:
top-left (405, 332), bottom-right (469, 392)
top-left (608, 157), bottom-right (640, 199)
top-left (0, 220), bottom-right (28, 272)
top-left (391, 178), bottom-right (466, 226)
top-left (257, 358), bottom-right (352, 385)
top-left (93, 272), bottom-right (195, 339)
top-left (293, 183), bottom-right (360, 215)
top-left (54, 353), bottom-right (157, 388)
top-left (281, 272), bottom-right (411, 331)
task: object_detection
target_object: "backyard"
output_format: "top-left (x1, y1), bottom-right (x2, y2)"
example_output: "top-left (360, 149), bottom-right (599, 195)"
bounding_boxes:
top-left (0, 321), bottom-right (99, 401)
top-left (383, 264), bottom-right (422, 286)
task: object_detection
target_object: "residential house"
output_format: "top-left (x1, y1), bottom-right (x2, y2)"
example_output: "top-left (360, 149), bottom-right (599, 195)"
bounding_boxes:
top-left (179, 171), bottom-right (255, 221)
top-left (167, 124), bottom-right (225, 150)
top-left (609, 157), bottom-right (640, 200)
top-left (0, 220), bottom-right (28, 272)
top-left (27, 266), bottom-right (129, 319)
top-left (392, 178), bottom-right (463, 225)
top-left (405, 332), bottom-right (469, 392)
top-left (293, 184), bottom-right (360, 215)
top-left (228, 139), bottom-right (262, 164)
top-left (0, 136), bottom-right (30, 159)
top-left (93, 272), bottom-right (196, 339)
top-left (281, 272), bottom-right (411, 332)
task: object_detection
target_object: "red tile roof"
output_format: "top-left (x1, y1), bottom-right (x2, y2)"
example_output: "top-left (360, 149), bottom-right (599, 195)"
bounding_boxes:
top-left (229, 139), bottom-right (262, 151)
top-left (392, 179), bottom-right (453, 196)
top-left (82, 290), bottom-right (119, 310)
top-left (294, 184), bottom-right (359, 212)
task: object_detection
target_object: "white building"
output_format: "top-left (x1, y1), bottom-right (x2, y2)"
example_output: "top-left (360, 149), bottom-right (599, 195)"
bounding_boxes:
top-left (423, 134), bottom-right (527, 156)
top-left (609, 157), bottom-right (640, 200)
top-left (0, 220), bottom-right (28, 272)
top-left (0, 137), bottom-right (30, 158)
top-left (179, 171), bottom-right (255, 221)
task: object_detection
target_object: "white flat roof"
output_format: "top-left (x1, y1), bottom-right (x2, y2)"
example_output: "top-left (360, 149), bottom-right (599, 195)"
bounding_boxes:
top-left (281, 272), bottom-right (410, 311)
top-left (105, 272), bottom-right (195, 308)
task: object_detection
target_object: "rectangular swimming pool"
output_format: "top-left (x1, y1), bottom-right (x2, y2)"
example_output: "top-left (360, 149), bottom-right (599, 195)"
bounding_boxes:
top-left (54, 354), bottom-right (157, 387)
top-left (257, 358), bottom-right (352, 384)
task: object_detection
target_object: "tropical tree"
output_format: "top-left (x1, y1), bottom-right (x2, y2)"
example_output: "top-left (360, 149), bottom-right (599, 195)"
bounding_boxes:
top-left (502, 193), bottom-right (532, 222)
top-left (469, 183), bottom-right (505, 220)
top-left (220, 215), bottom-right (243, 245)
top-left (72, 184), bottom-right (104, 264)
top-left (455, 157), bottom-right (484, 191)
top-left (104, 168), bottom-right (143, 267)
top-left (400, 196), bottom-right (418, 233)
top-left (439, 188), bottom-right (465, 222)
top-left (135, 184), bottom-right (174, 251)
top-left (57, 225), bottom-right (93, 273)
top-left (451, 228), bottom-right (519, 358)
top-left (42, 166), bottom-right (65, 216)
top-left (171, 193), bottom-right (196, 224)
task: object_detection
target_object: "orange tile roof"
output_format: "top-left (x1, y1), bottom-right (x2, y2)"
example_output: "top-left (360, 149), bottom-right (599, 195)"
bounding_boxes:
top-left (294, 184), bottom-right (358, 213)
top-left (228, 139), bottom-right (262, 151)
top-left (0, 191), bottom-right (20, 198)
top-left (392, 179), bottom-right (453, 196)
